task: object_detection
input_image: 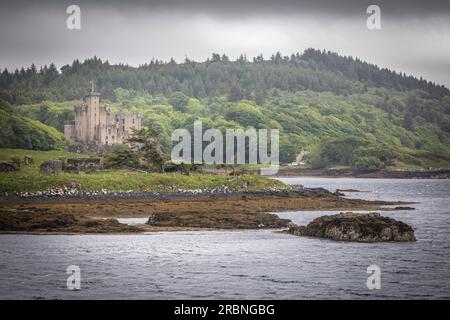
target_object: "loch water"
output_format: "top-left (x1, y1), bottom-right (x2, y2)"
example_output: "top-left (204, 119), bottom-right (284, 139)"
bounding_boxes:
top-left (1, 177), bottom-right (449, 299)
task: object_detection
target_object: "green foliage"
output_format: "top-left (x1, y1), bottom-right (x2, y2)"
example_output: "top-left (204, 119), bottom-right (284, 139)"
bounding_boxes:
top-left (17, 101), bottom-right (75, 131)
top-left (2, 50), bottom-right (450, 169)
top-left (352, 157), bottom-right (384, 171)
top-left (312, 136), bottom-right (368, 167)
top-left (224, 101), bottom-right (266, 128)
top-left (1, 50), bottom-right (448, 104)
top-left (168, 91), bottom-right (190, 112)
top-left (126, 127), bottom-right (166, 171)
top-left (0, 100), bottom-right (65, 151)
top-left (104, 145), bottom-right (140, 169)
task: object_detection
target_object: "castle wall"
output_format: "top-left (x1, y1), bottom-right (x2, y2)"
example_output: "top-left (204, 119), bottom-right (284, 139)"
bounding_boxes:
top-left (64, 123), bottom-right (76, 141)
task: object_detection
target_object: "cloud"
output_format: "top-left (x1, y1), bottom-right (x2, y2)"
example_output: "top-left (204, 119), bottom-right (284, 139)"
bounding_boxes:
top-left (0, 0), bottom-right (449, 87)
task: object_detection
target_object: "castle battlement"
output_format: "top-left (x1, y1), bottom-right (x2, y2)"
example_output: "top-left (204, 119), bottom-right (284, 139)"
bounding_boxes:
top-left (64, 92), bottom-right (141, 145)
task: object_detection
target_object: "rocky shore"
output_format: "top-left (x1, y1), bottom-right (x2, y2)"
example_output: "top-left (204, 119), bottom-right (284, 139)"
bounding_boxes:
top-left (0, 187), bottom-right (406, 234)
top-left (0, 210), bottom-right (142, 233)
top-left (286, 212), bottom-right (416, 242)
top-left (0, 183), bottom-right (312, 202)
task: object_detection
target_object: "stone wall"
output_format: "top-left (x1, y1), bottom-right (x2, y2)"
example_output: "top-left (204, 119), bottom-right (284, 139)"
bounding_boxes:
top-left (65, 158), bottom-right (102, 173)
top-left (40, 160), bottom-right (63, 174)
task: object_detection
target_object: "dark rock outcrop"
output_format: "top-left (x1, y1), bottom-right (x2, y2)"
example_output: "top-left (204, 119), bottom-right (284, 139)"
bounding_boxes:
top-left (146, 211), bottom-right (291, 229)
top-left (0, 161), bottom-right (19, 172)
top-left (287, 212), bottom-right (416, 242)
top-left (0, 210), bottom-right (141, 233)
top-left (24, 155), bottom-right (34, 165)
top-left (393, 206), bottom-right (415, 210)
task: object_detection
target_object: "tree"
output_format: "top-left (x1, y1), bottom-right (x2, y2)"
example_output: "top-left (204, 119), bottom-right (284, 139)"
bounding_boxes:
top-left (126, 127), bottom-right (166, 172)
top-left (224, 101), bottom-right (266, 128)
top-left (403, 112), bottom-right (414, 130)
top-left (104, 145), bottom-right (140, 169)
top-left (168, 91), bottom-right (190, 112)
top-left (228, 82), bottom-right (243, 102)
top-left (352, 156), bottom-right (383, 171)
top-left (253, 85), bottom-right (266, 105)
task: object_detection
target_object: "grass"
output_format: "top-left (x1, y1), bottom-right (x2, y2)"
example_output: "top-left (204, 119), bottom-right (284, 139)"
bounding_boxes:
top-left (0, 148), bottom-right (284, 193)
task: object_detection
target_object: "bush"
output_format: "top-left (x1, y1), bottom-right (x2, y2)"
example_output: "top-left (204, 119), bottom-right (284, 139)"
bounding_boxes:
top-left (352, 156), bottom-right (383, 171)
top-left (309, 136), bottom-right (368, 168)
top-left (104, 148), bottom-right (140, 169)
top-left (224, 101), bottom-right (266, 128)
top-left (168, 92), bottom-right (190, 112)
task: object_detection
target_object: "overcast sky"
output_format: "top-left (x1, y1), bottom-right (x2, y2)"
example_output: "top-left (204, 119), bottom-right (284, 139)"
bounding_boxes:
top-left (0, 0), bottom-right (449, 87)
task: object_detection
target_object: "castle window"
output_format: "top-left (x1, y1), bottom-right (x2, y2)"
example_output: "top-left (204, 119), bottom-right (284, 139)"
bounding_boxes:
top-left (132, 118), bottom-right (135, 124)
top-left (123, 119), bottom-right (125, 124)
top-left (112, 136), bottom-right (115, 140)
top-left (108, 128), bottom-right (111, 134)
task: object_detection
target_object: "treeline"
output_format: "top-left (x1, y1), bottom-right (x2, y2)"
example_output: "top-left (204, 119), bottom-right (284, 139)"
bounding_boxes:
top-left (1, 49), bottom-right (448, 105)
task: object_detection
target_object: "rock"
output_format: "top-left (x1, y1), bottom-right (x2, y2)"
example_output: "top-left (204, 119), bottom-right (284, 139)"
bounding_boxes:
top-left (296, 187), bottom-right (332, 197)
top-left (23, 155), bottom-right (34, 165)
top-left (0, 211), bottom-right (142, 233)
top-left (146, 211), bottom-right (291, 229)
top-left (0, 161), bottom-right (19, 172)
top-left (40, 160), bottom-right (63, 174)
top-left (393, 206), bottom-right (415, 210)
top-left (336, 189), bottom-right (365, 193)
top-left (287, 212), bottom-right (416, 242)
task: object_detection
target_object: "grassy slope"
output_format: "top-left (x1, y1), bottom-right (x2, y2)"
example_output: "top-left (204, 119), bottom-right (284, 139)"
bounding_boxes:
top-left (0, 149), bottom-right (284, 193)
top-left (0, 109), bottom-right (66, 151)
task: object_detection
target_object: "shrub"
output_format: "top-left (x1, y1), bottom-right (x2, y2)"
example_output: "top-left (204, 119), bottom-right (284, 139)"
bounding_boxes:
top-left (104, 149), bottom-right (140, 169)
top-left (352, 156), bottom-right (383, 171)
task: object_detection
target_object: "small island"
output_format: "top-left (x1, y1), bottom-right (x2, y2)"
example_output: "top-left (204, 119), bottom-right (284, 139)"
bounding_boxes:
top-left (286, 212), bottom-right (416, 242)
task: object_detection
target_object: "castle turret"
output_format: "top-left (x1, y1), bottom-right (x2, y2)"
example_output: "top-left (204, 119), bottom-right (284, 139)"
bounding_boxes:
top-left (84, 91), bottom-right (101, 142)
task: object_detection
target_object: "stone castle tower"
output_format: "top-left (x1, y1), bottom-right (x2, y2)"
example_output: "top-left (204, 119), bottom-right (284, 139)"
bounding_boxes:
top-left (64, 89), bottom-right (141, 145)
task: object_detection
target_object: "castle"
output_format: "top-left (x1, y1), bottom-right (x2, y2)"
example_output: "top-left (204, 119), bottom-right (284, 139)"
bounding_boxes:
top-left (64, 90), bottom-right (141, 145)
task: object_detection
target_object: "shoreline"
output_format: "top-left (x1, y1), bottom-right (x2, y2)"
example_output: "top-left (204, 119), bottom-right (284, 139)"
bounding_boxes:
top-left (0, 188), bottom-right (411, 235)
top-left (0, 188), bottom-right (334, 203)
top-left (274, 168), bottom-right (450, 179)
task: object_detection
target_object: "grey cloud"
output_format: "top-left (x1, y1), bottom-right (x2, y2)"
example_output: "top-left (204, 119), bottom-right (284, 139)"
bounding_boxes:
top-left (0, 0), bottom-right (449, 87)
top-left (2, 0), bottom-right (450, 18)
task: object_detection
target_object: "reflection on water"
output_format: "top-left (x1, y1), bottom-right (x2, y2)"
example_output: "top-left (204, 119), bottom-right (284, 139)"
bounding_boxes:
top-left (0, 178), bottom-right (449, 299)
top-left (116, 218), bottom-right (148, 225)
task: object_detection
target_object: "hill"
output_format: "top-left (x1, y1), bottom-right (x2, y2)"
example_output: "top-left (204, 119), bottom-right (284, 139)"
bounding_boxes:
top-left (1, 49), bottom-right (450, 168)
top-left (0, 100), bottom-right (65, 151)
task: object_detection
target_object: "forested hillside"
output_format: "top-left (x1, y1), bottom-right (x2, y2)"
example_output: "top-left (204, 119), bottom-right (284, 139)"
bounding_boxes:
top-left (0, 100), bottom-right (65, 150)
top-left (1, 49), bottom-right (448, 104)
top-left (1, 49), bottom-right (450, 169)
